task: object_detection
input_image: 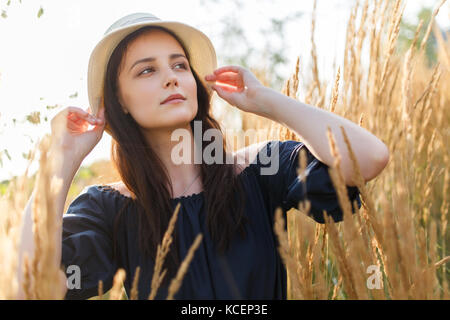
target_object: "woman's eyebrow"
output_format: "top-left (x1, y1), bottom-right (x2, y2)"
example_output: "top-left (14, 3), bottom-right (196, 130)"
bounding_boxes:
top-left (128, 53), bottom-right (187, 72)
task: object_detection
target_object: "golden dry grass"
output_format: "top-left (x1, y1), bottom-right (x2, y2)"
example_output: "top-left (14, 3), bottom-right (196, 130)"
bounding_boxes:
top-left (266, 0), bottom-right (449, 299)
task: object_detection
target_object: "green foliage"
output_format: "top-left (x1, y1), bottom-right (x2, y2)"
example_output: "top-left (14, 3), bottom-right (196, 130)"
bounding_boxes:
top-left (1, 0), bottom-right (23, 19)
top-left (0, 149), bottom-right (11, 168)
top-left (398, 7), bottom-right (442, 66)
top-left (73, 167), bottom-right (95, 183)
top-left (200, 0), bottom-right (303, 90)
top-left (69, 92), bottom-right (78, 99)
top-left (25, 111), bottom-right (40, 125)
top-left (37, 6), bottom-right (43, 18)
top-left (0, 183), bottom-right (7, 195)
top-left (46, 104), bottom-right (61, 110)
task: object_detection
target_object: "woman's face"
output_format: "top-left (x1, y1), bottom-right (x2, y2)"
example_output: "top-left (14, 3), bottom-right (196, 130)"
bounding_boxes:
top-left (116, 30), bottom-right (198, 131)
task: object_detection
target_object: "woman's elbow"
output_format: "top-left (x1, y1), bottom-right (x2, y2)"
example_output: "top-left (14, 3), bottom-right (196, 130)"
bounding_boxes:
top-left (343, 144), bottom-right (389, 186)
top-left (366, 143), bottom-right (390, 182)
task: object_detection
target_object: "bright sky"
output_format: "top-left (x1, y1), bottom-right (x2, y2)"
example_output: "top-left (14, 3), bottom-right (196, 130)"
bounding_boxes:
top-left (0, 0), bottom-right (448, 181)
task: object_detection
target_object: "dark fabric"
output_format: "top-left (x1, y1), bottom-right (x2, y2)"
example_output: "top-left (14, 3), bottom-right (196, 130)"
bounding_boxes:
top-left (61, 139), bottom-right (361, 300)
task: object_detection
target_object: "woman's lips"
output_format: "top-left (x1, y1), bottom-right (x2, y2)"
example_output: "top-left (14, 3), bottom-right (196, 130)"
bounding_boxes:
top-left (162, 98), bottom-right (185, 105)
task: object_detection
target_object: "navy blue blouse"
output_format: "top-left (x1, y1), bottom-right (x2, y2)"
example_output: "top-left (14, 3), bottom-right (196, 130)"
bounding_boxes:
top-left (61, 140), bottom-right (361, 300)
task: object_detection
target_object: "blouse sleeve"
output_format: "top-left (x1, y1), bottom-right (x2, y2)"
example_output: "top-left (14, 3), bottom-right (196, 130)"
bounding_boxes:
top-left (251, 140), bottom-right (361, 225)
top-left (61, 186), bottom-right (118, 300)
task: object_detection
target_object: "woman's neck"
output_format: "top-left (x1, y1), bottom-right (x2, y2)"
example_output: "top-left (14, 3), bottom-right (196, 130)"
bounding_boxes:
top-left (142, 124), bottom-right (203, 197)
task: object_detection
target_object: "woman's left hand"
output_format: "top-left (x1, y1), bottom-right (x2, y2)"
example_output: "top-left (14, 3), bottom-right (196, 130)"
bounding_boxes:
top-left (204, 65), bottom-right (265, 114)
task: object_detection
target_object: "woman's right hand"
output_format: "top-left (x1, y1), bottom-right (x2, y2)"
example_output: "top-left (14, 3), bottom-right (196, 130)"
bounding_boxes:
top-left (49, 106), bottom-right (105, 164)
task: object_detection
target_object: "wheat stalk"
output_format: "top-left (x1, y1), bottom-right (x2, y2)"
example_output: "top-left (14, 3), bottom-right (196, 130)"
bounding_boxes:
top-left (166, 233), bottom-right (203, 300)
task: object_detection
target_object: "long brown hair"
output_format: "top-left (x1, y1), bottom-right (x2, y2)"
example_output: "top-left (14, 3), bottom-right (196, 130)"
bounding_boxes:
top-left (103, 26), bottom-right (248, 286)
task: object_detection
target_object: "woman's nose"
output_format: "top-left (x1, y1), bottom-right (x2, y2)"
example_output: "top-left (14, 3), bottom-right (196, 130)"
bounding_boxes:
top-left (164, 70), bottom-right (179, 87)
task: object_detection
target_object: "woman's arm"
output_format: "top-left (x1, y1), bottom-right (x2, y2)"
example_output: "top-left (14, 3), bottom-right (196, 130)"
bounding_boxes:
top-left (248, 86), bottom-right (389, 186)
top-left (16, 147), bottom-right (75, 299)
top-left (206, 66), bottom-right (389, 186)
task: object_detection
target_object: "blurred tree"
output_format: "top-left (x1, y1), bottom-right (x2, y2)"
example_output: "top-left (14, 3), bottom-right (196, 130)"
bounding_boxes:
top-left (0, 0), bottom-right (17, 19)
top-left (398, 7), bottom-right (447, 66)
top-left (0, 0), bottom-right (43, 20)
top-left (199, 0), bottom-right (303, 90)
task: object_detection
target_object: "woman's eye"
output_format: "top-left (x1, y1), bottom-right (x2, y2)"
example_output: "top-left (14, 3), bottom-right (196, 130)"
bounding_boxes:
top-left (139, 67), bottom-right (154, 75)
top-left (175, 62), bottom-right (188, 70)
top-left (139, 63), bottom-right (188, 76)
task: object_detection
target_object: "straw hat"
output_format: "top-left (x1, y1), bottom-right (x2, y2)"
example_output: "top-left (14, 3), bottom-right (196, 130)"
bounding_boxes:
top-left (87, 12), bottom-right (217, 134)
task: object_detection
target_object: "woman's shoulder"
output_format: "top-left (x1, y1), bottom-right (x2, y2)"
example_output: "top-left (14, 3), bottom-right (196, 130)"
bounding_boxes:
top-left (69, 182), bottom-right (135, 213)
top-left (101, 181), bottom-right (136, 200)
top-left (64, 184), bottom-right (128, 229)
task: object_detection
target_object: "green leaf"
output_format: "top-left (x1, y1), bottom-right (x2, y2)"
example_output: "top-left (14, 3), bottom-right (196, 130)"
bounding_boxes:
top-left (7, 0), bottom-right (11, 6)
top-left (0, 182), bottom-right (8, 195)
top-left (69, 92), bottom-right (78, 98)
top-left (4, 149), bottom-right (11, 161)
top-left (26, 111), bottom-right (41, 124)
top-left (1, 10), bottom-right (7, 19)
top-left (37, 6), bottom-right (43, 18)
top-left (75, 167), bottom-right (95, 181)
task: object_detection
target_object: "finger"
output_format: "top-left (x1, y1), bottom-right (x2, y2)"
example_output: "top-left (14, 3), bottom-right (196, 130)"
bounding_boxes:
top-left (216, 79), bottom-right (246, 91)
top-left (97, 107), bottom-right (105, 119)
top-left (67, 106), bottom-right (101, 124)
top-left (213, 84), bottom-right (239, 93)
top-left (206, 73), bottom-right (238, 81)
top-left (68, 110), bottom-right (100, 125)
top-left (66, 106), bottom-right (90, 117)
top-left (67, 113), bottom-right (85, 125)
top-left (215, 79), bottom-right (240, 88)
top-left (67, 113), bottom-right (86, 126)
top-left (215, 72), bottom-right (240, 82)
top-left (94, 120), bottom-right (105, 131)
top-left (68, 111), bottom-right (84, 120)
top-left (212, 85), bottom-right (239, 105)
top-left (67, 121), bottom-right (82, 132)
top-left (67, 120), bottom-right (97, 133)
top-left (206, 76), bottom-right (240, 86)
top-left (72, 117), bottom-right (87, 126)
top-left (213, 65), bottom-right (242, 75)
top-left (67, 120), bottom-right (90, 134)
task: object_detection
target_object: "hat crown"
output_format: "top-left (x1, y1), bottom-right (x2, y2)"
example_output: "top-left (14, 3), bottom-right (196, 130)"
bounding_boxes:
top-left (104, 13), bottom-right (161, 35)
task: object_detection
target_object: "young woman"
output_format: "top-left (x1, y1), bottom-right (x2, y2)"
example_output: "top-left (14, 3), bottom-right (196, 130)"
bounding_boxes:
top-left (18, 13), bottom-right (389, 300)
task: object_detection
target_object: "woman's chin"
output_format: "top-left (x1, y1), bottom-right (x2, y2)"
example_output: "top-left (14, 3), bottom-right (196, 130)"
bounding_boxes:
top-left (163, 105), bottom-right (197, 120)
top-left (154, 114), bottom-right (197, 129)
top-left (139, 105), bottom-right (197, 129)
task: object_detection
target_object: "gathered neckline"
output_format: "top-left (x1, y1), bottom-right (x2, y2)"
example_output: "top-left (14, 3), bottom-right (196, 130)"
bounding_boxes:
top-left (96, 161), bottom-right (255, 202)
top-left (170, 190), bottom-right (204, 201)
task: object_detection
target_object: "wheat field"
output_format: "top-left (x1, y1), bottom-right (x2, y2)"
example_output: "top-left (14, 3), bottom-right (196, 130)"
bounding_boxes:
top-left (0, 0), bottom-right (448, 299)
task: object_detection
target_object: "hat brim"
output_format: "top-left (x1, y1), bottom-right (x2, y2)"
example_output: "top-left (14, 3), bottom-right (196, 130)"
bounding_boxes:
top-left (87, 19), bottom-right (217, 135)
